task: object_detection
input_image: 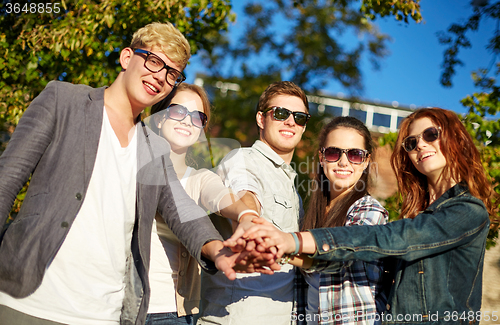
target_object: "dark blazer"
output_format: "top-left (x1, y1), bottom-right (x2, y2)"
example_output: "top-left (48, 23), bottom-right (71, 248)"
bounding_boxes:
top-left (0, 81), bottom-right (222, 325)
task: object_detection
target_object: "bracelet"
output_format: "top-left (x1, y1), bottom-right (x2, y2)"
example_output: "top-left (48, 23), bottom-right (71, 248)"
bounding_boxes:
top-left (278, 255), bottom-right (291, 265)
top-left (290, 232), bottom-right (300, 256)
top-left (295, 232), bottom-right (303, 255)
top-left (237, 209), bottom-right (259, 222)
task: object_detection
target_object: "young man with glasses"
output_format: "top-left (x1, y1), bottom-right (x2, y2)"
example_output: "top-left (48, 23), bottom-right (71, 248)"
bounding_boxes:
top-left (198, 81), bottom-right (310, 325)
top-left (0, 22), bottom-right (260, 325)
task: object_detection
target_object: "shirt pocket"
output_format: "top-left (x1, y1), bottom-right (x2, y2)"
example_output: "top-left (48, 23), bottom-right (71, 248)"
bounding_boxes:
top-left (274, 194), bottom-right (292, 209)
top-left (271, 194), bottom-right (297, 232)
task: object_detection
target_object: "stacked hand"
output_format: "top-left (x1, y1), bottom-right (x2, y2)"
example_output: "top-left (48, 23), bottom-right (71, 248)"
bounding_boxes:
top-left (223, 218), bottom-right (298, 274)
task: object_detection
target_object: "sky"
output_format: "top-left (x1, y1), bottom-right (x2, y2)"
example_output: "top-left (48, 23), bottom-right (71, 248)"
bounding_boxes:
top-left (184, 0), bottom-right (496, 116)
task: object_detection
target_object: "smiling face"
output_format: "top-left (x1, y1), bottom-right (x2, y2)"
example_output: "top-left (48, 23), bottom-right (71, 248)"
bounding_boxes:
top-left (256, 95), bottom-right (307, 161)
top-left (121, 47), bottom-right (182, 110)
top-left (320, 127), bottom-right (369, 200)
top-left (157, 90), bottom-right (204, 152)
top-left (406, 117), bottom-right (447, 183)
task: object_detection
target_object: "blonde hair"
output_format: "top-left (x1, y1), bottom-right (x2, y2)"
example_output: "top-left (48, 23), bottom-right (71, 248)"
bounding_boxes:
top-left (130, 22), bottom-right (191, 69)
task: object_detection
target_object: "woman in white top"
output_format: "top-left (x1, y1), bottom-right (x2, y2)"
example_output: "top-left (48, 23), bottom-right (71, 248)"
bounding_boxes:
top-left (145, 83), bottom-right (260, 325)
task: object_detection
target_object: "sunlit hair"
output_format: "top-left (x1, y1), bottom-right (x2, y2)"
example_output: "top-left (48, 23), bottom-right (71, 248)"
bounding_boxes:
top-left (151, 83), bottom-right (211, 132)
top-left (256, 81), bottom-right (309, 113)
top-left (302, 116), bottom-right (376, 230)
top-left (130, 22), bottom-right (191, 70)
top-left (391, 107), bottom-right (495, 219)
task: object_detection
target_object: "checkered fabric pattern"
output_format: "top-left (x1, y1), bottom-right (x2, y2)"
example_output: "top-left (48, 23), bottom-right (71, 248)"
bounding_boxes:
top-left (292, 195), bottom-right (388, 325)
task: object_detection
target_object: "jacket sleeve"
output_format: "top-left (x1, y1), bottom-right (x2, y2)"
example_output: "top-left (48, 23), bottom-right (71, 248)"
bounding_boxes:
top-left (308, 195), bottom-right (489, 263)
top-left (0, 81), bottom-right (57, 227)
top-left (306, 197), bottom-right (389, 273)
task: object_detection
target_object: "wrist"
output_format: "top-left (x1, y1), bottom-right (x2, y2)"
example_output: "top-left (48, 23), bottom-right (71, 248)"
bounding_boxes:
top-left (239, 213), bottom-right (258, 223)
top-left (237, 209), bottom-right (259, 222)
top-left (201, 240), bottom-right (224, 261)
top-left (289, 232), bottom-right (303, 256)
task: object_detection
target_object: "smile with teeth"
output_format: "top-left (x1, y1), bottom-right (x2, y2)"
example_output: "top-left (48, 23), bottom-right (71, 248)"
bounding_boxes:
top-left (419, 152), bottom-right (435, 161)
top-left (280, 131), bottom-right (294, 136)
top-left (335, 170), bottom-right (352, 175)
top-left (175, 128), bottom-right (191, 136)
top-left (144, 81), bottom-right (160, 93)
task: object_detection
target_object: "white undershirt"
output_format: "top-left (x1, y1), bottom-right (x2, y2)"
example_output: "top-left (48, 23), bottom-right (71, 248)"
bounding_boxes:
top-left (0, 108), bottom-right (138, 324)
top-left (147, 167), bottom-right (192, 314)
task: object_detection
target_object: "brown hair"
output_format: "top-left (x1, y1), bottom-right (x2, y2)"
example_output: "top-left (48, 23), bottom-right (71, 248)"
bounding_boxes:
top-left (390, 107), bottom-right (495, 219)
top-left (302, 116), bottom-right (376, 230)
top-left (130, 22), bottom-right (191, 70)
top-left (256, 81), bottom-right (309, 133)
top-left (256, 81), bottom-right (309, 113)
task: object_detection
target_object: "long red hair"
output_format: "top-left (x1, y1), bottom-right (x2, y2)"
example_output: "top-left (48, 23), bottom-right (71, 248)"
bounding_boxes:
top-left (391, 107), bottom-right (495, 219)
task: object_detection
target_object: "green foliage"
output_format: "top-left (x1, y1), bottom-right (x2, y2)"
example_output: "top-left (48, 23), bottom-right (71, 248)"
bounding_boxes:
top-left (201, 0), bottom-right (421, 95)
top-left (361, 0), bottom-right (421, 23)
top-left (378, 131), bottom-right (399, 150)
top-left (0, 0), bottom-right (234, 130)
top-left (437, 1), bottom-right (499, 88)
top-left (435, 0), bottom-right (500, 246)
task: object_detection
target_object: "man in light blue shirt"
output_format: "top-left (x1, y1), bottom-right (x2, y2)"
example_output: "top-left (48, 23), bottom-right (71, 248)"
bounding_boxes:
top-left (198, 81), bottom-right (311, 325)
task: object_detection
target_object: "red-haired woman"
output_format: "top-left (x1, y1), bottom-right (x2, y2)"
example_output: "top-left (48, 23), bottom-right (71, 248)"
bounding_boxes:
top-left (235, 107), bottom-right (495, 324)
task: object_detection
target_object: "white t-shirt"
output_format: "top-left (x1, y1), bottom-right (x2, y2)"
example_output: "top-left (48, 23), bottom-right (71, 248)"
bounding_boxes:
top-left (147, 167), bottom-right (192, 314)
top-left (0, 108), bottom-right (138, 325)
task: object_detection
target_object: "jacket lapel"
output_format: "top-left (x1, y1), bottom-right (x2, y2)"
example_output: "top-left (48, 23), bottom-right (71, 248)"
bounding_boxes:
top-left (84, 87), bottom-right (105, 190)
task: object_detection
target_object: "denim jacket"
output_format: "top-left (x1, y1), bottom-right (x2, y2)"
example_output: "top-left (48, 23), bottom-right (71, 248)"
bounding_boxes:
top-left (308, 184), bottom-right (489, 324)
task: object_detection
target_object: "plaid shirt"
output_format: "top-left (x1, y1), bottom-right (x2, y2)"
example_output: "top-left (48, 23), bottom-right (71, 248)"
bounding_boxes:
top-left (293, 195), bottom-right (388, 325)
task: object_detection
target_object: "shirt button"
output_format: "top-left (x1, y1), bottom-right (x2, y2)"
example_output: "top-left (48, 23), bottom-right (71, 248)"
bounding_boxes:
top-left (322, 244), bottom-right (330, 251)
top-left (181, 252), bottom-right (188, 258)
top-left (75, 193), bottom-right (82, 200)
top-left (178, 289), bottom-right (183, 295)
top-left (179, 270), bottom-right (185, 276)
top-left (61, 221), bottom-right (69, 228)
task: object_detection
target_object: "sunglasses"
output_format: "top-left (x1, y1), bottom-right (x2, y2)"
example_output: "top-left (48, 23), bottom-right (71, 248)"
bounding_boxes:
top-left (133, 49), bottom-right (186, 86)
top-left (402, 126), bottom-right (441, 152)
top-left (262, 106), bottom-right (311, 127)
top-left (321, 147), bottom-right (369, 164)
top-left (164, 104), bottom-right (208, 129)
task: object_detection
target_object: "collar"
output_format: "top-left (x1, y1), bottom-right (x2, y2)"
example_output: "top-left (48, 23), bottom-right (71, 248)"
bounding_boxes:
top-left (252, 140), bottom-right (297, 178)
top-left (88, 86), bottom-right (107, 102)
top-left (252, 140), bottom-right (286, 167)
top-left (425, 182), bottom-right (469, 212)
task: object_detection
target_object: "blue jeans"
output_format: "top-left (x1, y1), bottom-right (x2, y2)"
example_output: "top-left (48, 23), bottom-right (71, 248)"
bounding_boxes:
top-left (145, 312), bottom-right (193, 325)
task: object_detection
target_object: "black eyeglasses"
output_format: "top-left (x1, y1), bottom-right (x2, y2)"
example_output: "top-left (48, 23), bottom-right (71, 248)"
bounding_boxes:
top-left (262, 106), bottom-right (311, 126)
top-left (321, 147), bottom-right (369, 164)
top-left (133, 49), bottom-right (186, 86)
top-left (402, 126), bottom-right (441, 152)
top-left (164, 104), bottom-right (208, 129)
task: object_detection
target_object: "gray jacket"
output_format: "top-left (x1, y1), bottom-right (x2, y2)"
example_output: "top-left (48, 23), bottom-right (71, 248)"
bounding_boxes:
top-left (0, 81), bottom-right (222, 324)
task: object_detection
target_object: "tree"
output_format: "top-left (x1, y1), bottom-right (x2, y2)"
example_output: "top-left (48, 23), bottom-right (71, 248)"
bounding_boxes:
top-left (199, 0), bottom-right (421, 95)
top-left (436, 0), bottom-right (500, 245)
top-left (0, 0), bottom-right (234, 133)
top-left (0, 0), bottom-right (234, 219)
top-left (197, 0), bottom-right (422, 207)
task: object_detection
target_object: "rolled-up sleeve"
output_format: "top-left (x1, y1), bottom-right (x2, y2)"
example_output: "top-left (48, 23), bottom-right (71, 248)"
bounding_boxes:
top-left (216, 148), bottom-right (264, 206)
